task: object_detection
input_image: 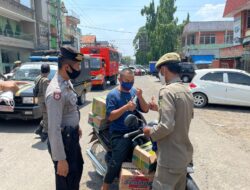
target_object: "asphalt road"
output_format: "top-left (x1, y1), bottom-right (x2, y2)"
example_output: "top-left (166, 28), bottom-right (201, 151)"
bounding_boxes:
top-left (0, 75), bottom-right (250, 190)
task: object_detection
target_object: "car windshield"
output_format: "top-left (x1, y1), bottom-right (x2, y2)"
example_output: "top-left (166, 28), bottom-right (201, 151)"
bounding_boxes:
top-left (11, 63), bottom-right (57, 81)
top-left (90, 58), bottom-right (101, 70)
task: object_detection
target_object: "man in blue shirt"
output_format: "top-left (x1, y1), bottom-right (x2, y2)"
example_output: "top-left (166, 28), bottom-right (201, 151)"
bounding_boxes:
top-left (102, 68), bottom-right (149, 190)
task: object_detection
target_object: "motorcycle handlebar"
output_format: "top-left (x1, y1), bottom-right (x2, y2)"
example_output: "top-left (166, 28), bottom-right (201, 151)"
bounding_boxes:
top-left (123, 129), bottom-right (142, 138)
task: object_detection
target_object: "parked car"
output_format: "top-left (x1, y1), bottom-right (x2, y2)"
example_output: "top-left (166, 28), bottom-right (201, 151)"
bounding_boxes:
top-left (0, 58), bottom-right (92, 120)
top-left (189, 68), bottom-right (250, 108)
top-left (119, 65), bottom-right (128, 72)
top-left (179, 62), bottom-right (197, 82)
top-left (134, 65), bottom-right (146, 76)
top-left (128, 66), bottom-right (136, 73)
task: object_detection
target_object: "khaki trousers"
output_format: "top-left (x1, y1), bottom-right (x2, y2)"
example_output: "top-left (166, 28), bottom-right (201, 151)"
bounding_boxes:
top-left (39, 102), bottom-right (48, 133)
top-left (152, 165), bottom-right (186, 190)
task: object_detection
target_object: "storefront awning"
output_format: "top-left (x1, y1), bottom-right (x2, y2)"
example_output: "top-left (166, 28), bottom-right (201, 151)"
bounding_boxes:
top-left (191, 55), bottom-right (214, 65)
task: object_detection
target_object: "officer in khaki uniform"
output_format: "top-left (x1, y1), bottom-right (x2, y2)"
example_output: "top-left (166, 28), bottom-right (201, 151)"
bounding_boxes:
top-left (34, 63), bottom-right (50, 142)
top-left (143, 52), bottom-right (194, 190)
top-left (46, 46), bottom-right (84, 190)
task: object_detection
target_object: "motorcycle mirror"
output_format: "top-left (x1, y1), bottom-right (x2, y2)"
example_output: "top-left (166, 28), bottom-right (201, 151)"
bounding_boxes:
top-left (124, 114), bottom-right (139, 128)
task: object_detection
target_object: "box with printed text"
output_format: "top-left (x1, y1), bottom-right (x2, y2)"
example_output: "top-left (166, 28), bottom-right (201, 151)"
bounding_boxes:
top-left (92, 96), bottom-right (106, 118)
top-left (119, 162), bottom-right (154, 190)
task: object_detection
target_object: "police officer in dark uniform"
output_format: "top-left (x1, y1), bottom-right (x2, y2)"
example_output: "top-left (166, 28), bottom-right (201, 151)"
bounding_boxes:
top-left (45, 46), bottom-right (84, 190)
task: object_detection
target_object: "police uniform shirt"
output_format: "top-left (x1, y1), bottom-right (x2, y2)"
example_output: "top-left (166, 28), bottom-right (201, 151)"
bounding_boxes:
top-left (45, 72), bottom-right (79, 161)
top-left (35, 75), bottom-right (49, 103)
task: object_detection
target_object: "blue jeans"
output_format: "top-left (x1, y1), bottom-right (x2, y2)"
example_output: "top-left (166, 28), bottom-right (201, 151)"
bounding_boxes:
top-left (104, 131), bottom-right (133, 184)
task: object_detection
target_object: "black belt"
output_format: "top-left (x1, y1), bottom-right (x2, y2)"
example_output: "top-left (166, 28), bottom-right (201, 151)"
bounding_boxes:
top-left (61, 125), bottom-right (79, 131)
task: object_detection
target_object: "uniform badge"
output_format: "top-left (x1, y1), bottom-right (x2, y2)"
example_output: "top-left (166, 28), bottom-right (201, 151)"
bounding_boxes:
top-left (53, 91), bottom-right (61, 100)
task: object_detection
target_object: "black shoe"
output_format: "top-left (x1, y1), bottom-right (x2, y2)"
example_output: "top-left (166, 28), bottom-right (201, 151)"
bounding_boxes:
top-left (35, 126), bottom-right (43, 135)
top-left (41, 132), bottom-right (48, 142)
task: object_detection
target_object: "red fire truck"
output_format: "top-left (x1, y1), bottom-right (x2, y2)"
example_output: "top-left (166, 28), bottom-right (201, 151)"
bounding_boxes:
top-left (81, 46), bottom-right (120, 90)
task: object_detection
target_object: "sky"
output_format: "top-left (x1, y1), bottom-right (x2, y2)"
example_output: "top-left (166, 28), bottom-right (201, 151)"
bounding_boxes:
top-left (21, 0), bottom-right (233, 57)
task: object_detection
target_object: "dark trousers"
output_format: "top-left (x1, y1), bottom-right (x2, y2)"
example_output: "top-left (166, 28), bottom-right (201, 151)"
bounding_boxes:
top-left (48, 127), bottom-right (84, 190)
top-left (104, 132), bottom-right (133, 184)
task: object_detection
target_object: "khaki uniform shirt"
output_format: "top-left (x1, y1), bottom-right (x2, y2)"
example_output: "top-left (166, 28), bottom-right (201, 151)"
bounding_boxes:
top-left (45, 72), bottom-right (79, 161)
top-left (35, 75), bottom-right (49, 104)
top-left (150, 77), bottom-right (194, 169)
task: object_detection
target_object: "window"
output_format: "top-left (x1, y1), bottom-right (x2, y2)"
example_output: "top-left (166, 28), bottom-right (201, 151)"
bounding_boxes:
top-left (181, 64), bottom-right (194, 73)
top-left (224, 31), bottom-right (233, 44)
top-left (200, 33), bottom-right (216, 44)
top-left (90, 48), bottom-right (100, 54)
top-left (187, 34), bottom-right (195, 45)
top-left (201, 72), bottom-right (223, 82)
top-left (227, 72), bottom-right (250, 86)
top-left (109, 51), bottom-right (119, 62)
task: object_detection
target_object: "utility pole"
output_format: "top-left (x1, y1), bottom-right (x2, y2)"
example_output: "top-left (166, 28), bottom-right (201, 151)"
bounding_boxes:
top-left (56, 0), bottom-right (62, 49)
top-left (47, 0), bottom-right (51, 49)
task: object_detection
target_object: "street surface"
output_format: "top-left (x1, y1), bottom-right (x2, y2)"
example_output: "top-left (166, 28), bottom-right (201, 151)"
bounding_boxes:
top-left (0, 75), bottom-right (250, 190)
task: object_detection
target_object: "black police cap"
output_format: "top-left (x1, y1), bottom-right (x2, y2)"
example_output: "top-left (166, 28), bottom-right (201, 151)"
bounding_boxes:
top-left (60, 45), bottom-right (83, 62)
top-left (41, 63), bottom-right (50, 73)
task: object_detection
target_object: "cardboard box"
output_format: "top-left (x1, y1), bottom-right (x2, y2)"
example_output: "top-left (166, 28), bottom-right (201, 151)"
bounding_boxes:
top-left (132, 142), bottom-right (157, 174)
top-left (93, 115), bottom-right (107, 129)
top-left (119, 162), bottom-right (154, 190)
top-left (88, 112), bottom-right (95, 126)
top-left (92, 96), bottom-right (106, 118)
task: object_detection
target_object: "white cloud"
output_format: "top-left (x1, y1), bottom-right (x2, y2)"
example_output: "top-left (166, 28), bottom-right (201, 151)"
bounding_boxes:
top-left (195, 4), bottom-right (232, 21)
top-left (118, 28), bottom-right (125, 32)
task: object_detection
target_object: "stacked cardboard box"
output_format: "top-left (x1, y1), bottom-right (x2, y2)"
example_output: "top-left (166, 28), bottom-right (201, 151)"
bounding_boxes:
top-left (92, 96), bottom-right (106, 118)
top-left (89, 96), bottom-right (108, 131)
top-left (132, 142), bottom-right (157, 174)
top-left (119, 162), bottom-right (154, 190)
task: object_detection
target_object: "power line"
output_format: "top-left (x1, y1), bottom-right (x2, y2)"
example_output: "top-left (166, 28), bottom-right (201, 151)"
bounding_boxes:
top-left (79, 25), bottom-right (134, 34)
top-left (64, 0), bottom-right (131, 54)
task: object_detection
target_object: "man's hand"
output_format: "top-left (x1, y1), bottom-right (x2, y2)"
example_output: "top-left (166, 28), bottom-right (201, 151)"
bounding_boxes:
top-left (136, 88), bottom-right (143, 99)
top-left (143, 127), bottom-right (151, 137)
top-left (0, 81), bottom-right (19, 93)
top-left (149, 96), bottom-right (158, 111)
top-left (126, 100), bottom-right (136, 111)
top-left (57, 160), bottom-right (69, 177)
top-left (0, 81), bottom-right (28, 93)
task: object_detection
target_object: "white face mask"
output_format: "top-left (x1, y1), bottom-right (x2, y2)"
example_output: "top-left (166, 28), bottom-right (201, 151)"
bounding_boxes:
top-left (158, 72), bottom-right (166, 85)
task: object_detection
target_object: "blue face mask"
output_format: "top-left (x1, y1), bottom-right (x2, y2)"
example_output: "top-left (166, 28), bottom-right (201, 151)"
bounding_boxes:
top-left (121, 81), bottom-right (134, 91)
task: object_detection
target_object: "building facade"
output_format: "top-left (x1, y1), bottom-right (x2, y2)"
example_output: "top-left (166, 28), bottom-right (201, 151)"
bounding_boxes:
top-left (62, 11), bottom-right (81, 50)
top-left (220, 0), bottom-right (250, 72)
top-left (0, 0), bottom-right (36, 73)
top-left (182, 21), bottom-right (234, 68)
top-left (34, 0), bottom-right (49, 50)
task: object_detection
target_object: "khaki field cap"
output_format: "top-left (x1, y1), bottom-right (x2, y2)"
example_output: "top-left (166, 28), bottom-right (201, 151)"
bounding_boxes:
top-left (155, 52), bottom-right (181, 69)
top-left (14, 60), bottom-right (21, 65)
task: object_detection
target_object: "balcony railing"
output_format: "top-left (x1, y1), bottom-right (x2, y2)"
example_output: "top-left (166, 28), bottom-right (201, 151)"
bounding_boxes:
top-left (184, 43), bottom-right (233, 50)
top-left (0, 0), bottom-right (34, 20)
top-left (0, 29), bottom-right (33, 41)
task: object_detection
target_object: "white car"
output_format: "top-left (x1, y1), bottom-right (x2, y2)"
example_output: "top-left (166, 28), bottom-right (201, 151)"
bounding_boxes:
top-left (119, 65), bottom-right (128, 72)
top-left (189, 68), bottom-right (250, 107)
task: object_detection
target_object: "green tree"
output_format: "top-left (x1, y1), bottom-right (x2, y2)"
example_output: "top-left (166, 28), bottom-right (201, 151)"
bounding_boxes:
top-left (121, 56), bottom-right (133, 66)
top-left (134, 0), bottom-right (187, 64)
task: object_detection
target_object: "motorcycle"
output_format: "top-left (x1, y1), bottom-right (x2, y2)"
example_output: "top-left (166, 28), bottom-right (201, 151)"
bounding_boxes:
top-left (86, 111), bottom-right (199, 190)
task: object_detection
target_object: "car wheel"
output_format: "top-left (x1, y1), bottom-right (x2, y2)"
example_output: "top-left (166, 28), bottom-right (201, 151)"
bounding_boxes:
top-left (110, 75), bottom-right (117, 85)
top-left (193, 93), bottom-right (208, 108)
top-left (182, 76), bottom-right (190, 83)
top-left (100, 80), bottom-right (106, 90)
